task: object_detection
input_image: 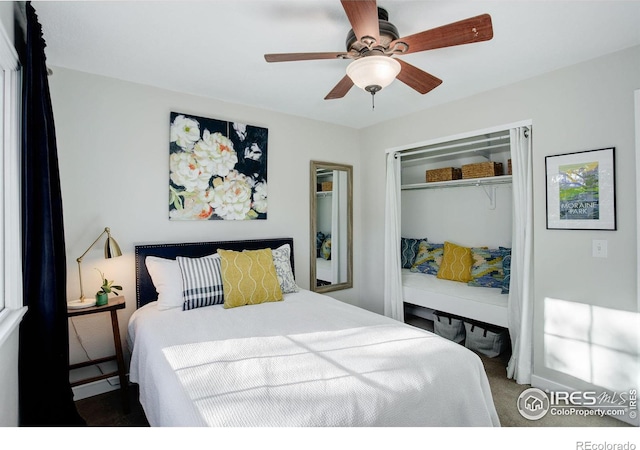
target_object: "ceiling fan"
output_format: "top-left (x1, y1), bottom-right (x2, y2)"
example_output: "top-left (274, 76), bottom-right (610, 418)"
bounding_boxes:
top-left (264, 0), bottom-right (493, 103)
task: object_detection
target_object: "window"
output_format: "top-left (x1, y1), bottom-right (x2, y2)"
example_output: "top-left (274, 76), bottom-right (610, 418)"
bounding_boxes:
top-left (0, 68), bottom-right (4, 313)
top-left (0, 14), bottom-right (26, 346)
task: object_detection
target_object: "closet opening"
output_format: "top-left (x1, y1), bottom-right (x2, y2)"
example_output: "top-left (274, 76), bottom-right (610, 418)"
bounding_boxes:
top-left (384, 120), bottom-right (534, 383)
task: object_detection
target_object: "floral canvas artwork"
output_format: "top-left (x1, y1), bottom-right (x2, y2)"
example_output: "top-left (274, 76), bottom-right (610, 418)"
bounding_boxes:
top-left (169, 112), bottom-right (268, 220)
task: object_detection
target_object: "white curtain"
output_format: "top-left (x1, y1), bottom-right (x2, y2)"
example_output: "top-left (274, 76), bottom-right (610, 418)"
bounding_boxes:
top-left (330, 170), bottom-right (342, 283)
top-left (383, 152), bottom-right (404, 321)
top-left (507, 126), bottom-right (534, 384)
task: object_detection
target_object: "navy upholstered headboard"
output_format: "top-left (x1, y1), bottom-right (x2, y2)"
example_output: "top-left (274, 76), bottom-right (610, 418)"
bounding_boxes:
top-left (135, 237), bottom-right (294, 308)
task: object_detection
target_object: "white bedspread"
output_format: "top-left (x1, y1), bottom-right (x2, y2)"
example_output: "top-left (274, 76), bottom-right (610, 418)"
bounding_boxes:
top-left (128, 289), bottom-right (500, 427)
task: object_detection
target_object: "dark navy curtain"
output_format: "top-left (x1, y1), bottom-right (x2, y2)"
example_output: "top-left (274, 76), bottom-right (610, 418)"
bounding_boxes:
top-left (17, 2), bottom-right (85, 426)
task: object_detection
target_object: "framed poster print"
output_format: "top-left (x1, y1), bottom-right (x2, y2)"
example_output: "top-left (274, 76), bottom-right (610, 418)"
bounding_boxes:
top-left (545, 147), bottom-right (616, 230)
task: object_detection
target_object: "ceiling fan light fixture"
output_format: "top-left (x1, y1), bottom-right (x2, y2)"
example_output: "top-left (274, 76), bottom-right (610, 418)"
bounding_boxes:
top-left (346, 56), bottom-right (401, 93)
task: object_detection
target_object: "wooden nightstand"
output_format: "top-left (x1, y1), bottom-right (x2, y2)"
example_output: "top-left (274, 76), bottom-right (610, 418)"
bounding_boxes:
top-left (67, 296), bottom-right (130, 413)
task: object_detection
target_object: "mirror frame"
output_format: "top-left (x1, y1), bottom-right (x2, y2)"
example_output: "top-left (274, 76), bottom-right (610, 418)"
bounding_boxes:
top-left (310, 160), bottom-right (353, 293)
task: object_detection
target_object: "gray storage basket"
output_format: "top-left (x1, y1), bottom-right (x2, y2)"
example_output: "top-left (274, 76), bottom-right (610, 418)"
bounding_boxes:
top-left (464, 320), bottom-right (509, 358)
top-left (433, 311), bottom-right (466, 344)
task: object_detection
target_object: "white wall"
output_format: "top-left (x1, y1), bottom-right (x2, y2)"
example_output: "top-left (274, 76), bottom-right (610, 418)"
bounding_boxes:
top-left (401, 186), bottom-right (513, 249)
top-left (0, 3), bottom-right (15, 43)
top-left (0, 330), bottom-right (19, 425)
top-left (359, 45), bottom-right (640, 417)
top-left (48, 68), bottom-right (361, 395)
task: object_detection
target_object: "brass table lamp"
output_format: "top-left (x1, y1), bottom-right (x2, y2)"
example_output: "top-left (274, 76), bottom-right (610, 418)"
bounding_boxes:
top-left (67, 227), bottom-right (122, 309)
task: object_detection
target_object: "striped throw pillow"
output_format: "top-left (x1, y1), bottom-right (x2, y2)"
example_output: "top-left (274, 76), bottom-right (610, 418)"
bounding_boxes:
top-left (177, 253), bottom-right (224, 310)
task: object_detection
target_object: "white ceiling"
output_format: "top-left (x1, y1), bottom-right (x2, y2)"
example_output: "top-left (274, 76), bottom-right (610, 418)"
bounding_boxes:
top-left (32, 1), bottom-right (640, 129)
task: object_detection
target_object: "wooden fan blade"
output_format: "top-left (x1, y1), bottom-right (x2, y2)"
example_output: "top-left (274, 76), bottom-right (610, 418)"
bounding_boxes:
top-left (341, 0), bottom-right (380, 45)
top-left (392, 14), bottom-right (493, 55)
top-left (396, 59), bottom-right (442, 94)
top-left (325, 75), bottom-right (354, 100)
top-left (265, 52), bottom-right (350, 63)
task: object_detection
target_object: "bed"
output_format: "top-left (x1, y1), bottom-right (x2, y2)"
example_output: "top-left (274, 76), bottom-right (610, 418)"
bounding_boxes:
top-left (403, 269), bottom-right (509, 328)
top-left (128, 237), bottom-right (500, 427)
top-left (316, 257), bottom-right (333, 283)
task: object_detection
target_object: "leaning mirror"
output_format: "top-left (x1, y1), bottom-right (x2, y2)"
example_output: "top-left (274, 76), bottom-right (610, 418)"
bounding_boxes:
top-left (310, 161), bottom-right (353, 293)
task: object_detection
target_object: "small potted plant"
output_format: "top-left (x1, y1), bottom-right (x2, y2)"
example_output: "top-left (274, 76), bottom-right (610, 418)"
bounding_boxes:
top-left (95, 268), bottom-right (122, 306)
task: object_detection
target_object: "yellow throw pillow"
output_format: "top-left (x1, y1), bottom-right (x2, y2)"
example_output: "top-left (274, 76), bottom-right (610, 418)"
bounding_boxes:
top-left (218, 248), bottom-right (283, 309)
top-left (437, 241), bottom-right (473, 283)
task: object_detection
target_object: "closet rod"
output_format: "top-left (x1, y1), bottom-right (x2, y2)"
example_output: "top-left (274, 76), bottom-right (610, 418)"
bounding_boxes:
top-left (398, 135), bottom-right (510, 159)
top-left (403, 143), bottom-right (510, 164)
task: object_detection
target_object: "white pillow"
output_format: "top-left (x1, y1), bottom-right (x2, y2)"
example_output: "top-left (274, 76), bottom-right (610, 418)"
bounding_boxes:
top-left (271, 244), bottom-right (299, 294)
top-left (145, 256), bottom-right (183, 310)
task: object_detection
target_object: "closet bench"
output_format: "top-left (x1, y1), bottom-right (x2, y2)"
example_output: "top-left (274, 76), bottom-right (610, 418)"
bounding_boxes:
top-left (402, 269), bottom-right (508, 328)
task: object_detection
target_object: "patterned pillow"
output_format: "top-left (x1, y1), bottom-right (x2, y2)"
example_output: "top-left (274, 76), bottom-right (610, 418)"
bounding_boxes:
top-left (320, 236), bottom-right (331, 260)
top-left (218, 248), bottom-right (283, 309)
top-left (316, 232), bottom-right (326, 257)
top-left (177, 253), bottom-right (224, 311)
top-left (437, 241), bottom-right (473, 283)
top-left (410, 242), bottom-right (443, 275)
top-left (401, 237), bottom-right (426, 269)
top-left (500, 247), bottom-right (512, 294)
top-left (468, 248), bottom-right (504, 288)
top-left (271, 243), bottom-right (299, 294)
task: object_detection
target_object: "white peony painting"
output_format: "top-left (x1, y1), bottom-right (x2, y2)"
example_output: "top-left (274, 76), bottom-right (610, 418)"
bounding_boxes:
top-left (169, 112), bottom-right (268, 220)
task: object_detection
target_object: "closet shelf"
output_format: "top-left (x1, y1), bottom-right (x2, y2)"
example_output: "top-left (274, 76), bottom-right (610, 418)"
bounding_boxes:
top-left (401, 175), bottom-right (512, 190)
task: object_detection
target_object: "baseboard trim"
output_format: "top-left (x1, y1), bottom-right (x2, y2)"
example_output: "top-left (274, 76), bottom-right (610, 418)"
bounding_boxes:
top-left (531, 374), bottom-right (638, 427)
top-left (531, 374), bottom-right (571, 393)
top-left (72, 375), bottom-right (121, 401)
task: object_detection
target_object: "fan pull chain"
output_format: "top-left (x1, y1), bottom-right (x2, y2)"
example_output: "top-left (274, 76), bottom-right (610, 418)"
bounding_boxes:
top-left (364, 85), bottom-right (381, 111)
